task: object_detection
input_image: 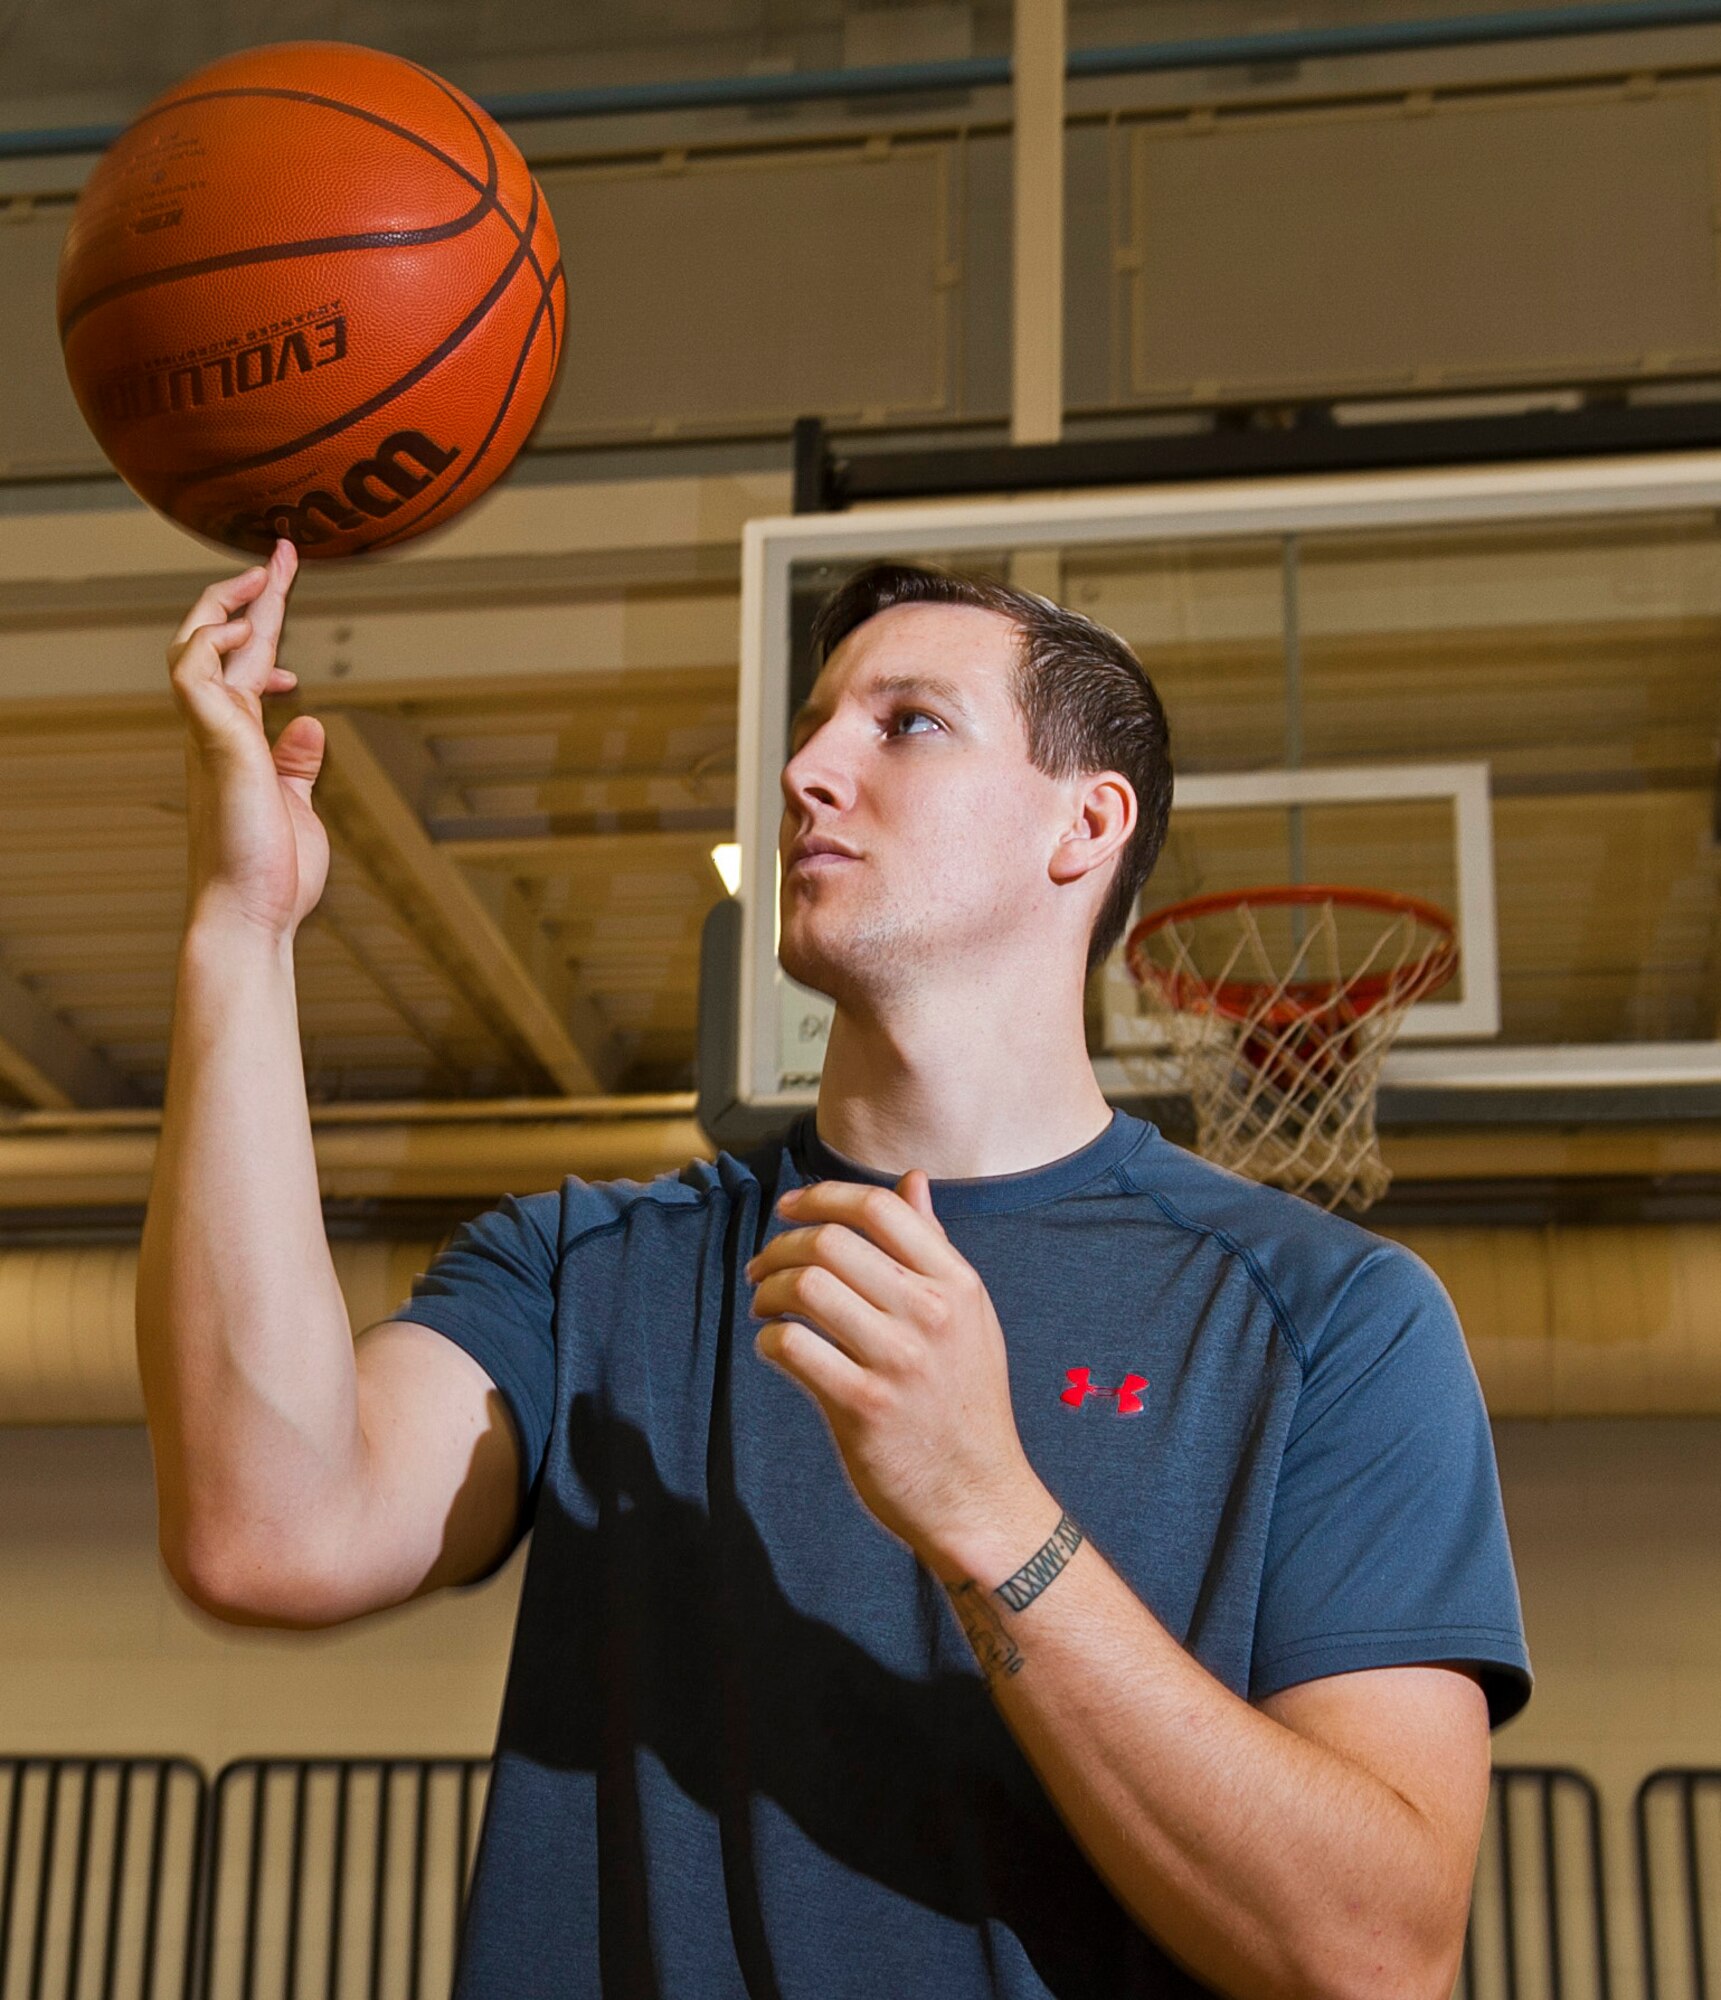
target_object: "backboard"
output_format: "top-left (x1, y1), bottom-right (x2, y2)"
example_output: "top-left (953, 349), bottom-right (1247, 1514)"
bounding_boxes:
top-left (711, 453), bottom-right (1721, 1132)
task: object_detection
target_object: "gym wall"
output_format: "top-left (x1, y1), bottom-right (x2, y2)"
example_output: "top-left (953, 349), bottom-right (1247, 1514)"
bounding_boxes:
top-left (7, 65), bottom-right (1721, 471)
top-left (3, 22), bottom-right (1721, 1999)
top-left (0, 1419), bottom-right (1716, 2000)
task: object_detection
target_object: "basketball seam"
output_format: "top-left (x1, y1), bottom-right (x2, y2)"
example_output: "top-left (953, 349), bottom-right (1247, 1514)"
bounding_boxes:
top-left (357, 262), bottom-right (561, 552)
top-left (404, 62), bottom-right (562, 373)
top-left (91, 81), bottom-right (493, 188)
top-left (165, 177), bottom-right (543, 505)
top-left (387, 77), bottom-right (568, 541)
top-left (59, 84), bottom-right (505, 340)
top-left (354, 262), bottom-right (556, 556)
top-left (59, 201), bottom-right (498, 344)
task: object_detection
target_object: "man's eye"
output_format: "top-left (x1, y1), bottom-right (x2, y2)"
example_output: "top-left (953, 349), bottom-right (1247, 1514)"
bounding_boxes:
top-left (888, 709), bottom-right (942, 737)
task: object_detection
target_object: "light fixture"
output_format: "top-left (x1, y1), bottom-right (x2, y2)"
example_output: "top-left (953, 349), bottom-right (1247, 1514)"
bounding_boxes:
top-left (710, 841), bottom-right (743, 896)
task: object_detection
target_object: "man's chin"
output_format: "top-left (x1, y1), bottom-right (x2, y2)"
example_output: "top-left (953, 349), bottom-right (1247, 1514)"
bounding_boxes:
top-left (780, 907), bottom-right (931, 1011)
top-left (779, 907), bottom-right (888, 1006)
top-left (777, 928), bottom-right (840, 999)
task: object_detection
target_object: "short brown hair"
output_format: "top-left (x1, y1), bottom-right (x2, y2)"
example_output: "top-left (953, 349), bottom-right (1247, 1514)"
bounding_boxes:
top-left (809, 562), bottom-right (1173, 969)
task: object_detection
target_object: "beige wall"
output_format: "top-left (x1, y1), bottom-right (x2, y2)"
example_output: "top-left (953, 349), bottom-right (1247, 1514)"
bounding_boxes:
top-left (1490, 1419), bottom-right (1721, 2000)
top-left (1494, 1419), bottom-right (1721, 1777)
top-left (0, 1417), bottom-right (1716, 1997)
top-left (0, 1426), bottom-right (520, 1766)
top-left (2, 1418), bottom-right (1717, 1773)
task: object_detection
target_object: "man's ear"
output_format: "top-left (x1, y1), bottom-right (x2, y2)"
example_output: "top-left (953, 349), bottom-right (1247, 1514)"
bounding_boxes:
top-left (1048, 773), bottom-right (1137, 886)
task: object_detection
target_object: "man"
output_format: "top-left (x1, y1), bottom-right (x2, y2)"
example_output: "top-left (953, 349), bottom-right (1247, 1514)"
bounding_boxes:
top-left (139, 537), bottom-right (1529, 2000)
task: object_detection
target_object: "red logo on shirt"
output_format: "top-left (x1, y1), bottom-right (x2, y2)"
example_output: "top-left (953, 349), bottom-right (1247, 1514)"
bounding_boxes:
top-left (1061, 1367), bottom-right (1149, 1416)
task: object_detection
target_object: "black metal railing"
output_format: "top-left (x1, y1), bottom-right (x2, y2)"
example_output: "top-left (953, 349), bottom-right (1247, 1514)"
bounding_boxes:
top-left (197, 1761), bottom-right (488, 2000)
top-left (1637, 1768), bottom-right (1721, 2000)
top-left (1461, 1767), bottom-right (1612, 2000)
top-left (0, 1754), bottom-right (1639, 1999)
top-left (0, 1758), bottom-right (206, 2000)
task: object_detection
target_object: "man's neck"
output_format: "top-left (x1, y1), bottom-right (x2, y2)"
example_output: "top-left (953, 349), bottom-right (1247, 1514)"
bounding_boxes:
top-left (812, 967), bottom-right (1114, 1181)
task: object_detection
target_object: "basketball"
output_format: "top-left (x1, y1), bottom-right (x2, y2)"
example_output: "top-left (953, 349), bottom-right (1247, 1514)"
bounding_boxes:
top-left (55, 41), bottom-right (564, 559)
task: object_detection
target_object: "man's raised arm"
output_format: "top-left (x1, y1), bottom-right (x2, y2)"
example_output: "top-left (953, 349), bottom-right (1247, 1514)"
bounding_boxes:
top-left (135, 538), bottom-right (519, 1628)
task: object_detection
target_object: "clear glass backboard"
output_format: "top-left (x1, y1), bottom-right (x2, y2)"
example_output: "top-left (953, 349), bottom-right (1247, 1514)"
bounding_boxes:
top-left (725, 455), bottom-right (1721, 1122)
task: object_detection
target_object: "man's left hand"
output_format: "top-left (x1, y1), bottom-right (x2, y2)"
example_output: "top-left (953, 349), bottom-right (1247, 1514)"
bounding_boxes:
top-left (746, 1174), bottom-right (1055, 1577)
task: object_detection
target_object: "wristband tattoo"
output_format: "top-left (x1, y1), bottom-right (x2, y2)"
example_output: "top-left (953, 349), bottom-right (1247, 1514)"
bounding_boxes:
top-left (946, 1511), bottom-right (1086, 1687)
top-left (993, 1511), bottom-right (1085, 1612)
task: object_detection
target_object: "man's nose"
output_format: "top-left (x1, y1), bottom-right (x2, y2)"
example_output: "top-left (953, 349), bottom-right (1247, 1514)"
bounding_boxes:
top-left (781, 725), bottom-right (851, 814)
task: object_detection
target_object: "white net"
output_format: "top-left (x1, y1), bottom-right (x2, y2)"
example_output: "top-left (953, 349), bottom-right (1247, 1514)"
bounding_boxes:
top-left (1123, 893), bottom-right (1456, 1211)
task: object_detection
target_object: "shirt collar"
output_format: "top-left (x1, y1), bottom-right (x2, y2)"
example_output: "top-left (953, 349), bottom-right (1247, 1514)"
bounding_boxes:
top-left (789, 1108), bottom-right (1153, 1219)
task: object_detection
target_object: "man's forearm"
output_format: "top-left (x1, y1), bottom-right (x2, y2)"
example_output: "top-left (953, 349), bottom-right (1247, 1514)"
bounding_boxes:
top-left (933, 1492), bottom-right (1472, 2000)
top-left (747, 1174), bottom-right (1487, 1997)
top-left (136, 913), bottom-right (364, 1606)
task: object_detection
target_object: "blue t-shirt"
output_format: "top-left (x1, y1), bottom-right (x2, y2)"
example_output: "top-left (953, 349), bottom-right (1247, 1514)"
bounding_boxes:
top-left (392, 1111), bottom-right (1529, 2000)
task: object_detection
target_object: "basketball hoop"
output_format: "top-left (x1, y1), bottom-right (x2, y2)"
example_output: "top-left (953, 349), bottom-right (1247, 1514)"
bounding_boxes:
top-left (1122, 885), bottom-right (1458, 1211)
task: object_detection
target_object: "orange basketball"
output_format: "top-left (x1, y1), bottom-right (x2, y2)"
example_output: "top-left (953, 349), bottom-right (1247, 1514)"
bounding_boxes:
top-left (57, 41), bottom-right (564, 559)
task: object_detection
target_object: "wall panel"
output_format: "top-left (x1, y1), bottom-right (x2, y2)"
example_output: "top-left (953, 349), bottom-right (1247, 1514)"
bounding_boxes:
top-left (7, 73), bottom-right (1721, 467)
top-left (535, 139), bottom-right (963, 444)
top-left (0, 200), bottom-right (102, 479)
top-left (1124, 82), bottom-right (1721, 405)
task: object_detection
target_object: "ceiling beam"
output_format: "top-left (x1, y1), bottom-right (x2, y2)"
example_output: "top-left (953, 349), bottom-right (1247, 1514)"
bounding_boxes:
top-left (0, 473), bottom-right (784, 703)
top-left (0, 472), bottom-right (786, 591)
top-left (0, 954), bottom-right (136, 1109)
top-left (437, 826), bottom-right (723, 868)
top-left (0, 590), bottom-right (742, 704)
top-left (0, 1106), bottom-right (707, 1209)
top-left (0, 540), bottom-right (743, 631)
top-left (313, 712), bottom-right (624, 1095)
top-left (6, 1113), bottom-right (1721, 1213)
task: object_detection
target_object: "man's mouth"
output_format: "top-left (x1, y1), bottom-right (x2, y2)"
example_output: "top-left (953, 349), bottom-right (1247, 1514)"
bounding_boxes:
top-left (786, 836), bottom-right (860, 876)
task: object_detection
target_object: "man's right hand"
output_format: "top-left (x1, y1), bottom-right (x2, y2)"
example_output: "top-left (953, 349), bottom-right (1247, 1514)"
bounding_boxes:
top-left (167, 535), bottom-right (329, 939)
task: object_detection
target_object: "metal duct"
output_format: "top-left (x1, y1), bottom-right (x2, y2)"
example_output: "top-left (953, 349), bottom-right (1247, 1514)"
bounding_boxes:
top-left (0, 1239), bottom-right (438, 1424)
top-left (10, 3), bottom-right (1721, 156)
top-left (3, 1214), bottom-right (1720, 1424)
top-left (3, 1093), bottom-right (1715, 1421)
top-left (1383, 1221), bottom-right (1721, 1416)
top-left (0, 1103), bottom-right (711, 1210)
top-left (0, 1099), bottom-right (715, 1423)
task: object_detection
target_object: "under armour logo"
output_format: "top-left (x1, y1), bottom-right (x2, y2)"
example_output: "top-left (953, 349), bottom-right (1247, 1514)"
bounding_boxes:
top-left (1061, 1367), bottom-right (1149, 1416)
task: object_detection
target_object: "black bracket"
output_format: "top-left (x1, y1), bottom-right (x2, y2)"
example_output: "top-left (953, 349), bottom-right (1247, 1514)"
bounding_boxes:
top-left (790, 394), bottom-right (1721, 514)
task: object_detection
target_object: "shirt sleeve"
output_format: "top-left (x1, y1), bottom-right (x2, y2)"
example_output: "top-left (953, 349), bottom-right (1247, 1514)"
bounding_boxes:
top-left (385, 1191), bottom-right (561, 1513)
top-left (1251, 1243), bottom-right (1532, 1726)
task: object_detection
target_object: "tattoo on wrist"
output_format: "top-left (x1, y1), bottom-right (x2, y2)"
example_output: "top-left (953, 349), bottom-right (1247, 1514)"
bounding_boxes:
top-left (946, 1579), bottom-right (1024, 1685)
top-left (993, 1511), bottom-right (1084, 1614)
top-left (944, 1512), bottom-right (1085, 1686)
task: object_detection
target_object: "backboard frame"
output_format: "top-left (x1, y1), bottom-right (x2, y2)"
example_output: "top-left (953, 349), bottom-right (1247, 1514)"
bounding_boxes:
top-left (734, 451), bottom-right (1721, 1117)
top-left (1102, 759), bottom-right (1499, 1056)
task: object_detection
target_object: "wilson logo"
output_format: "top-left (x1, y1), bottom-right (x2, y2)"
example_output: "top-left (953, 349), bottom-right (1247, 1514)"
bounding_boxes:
top-left (214, 430), bottom-right (462, 550)
top-left (1061, 1366), bottom-right (1149, 1416)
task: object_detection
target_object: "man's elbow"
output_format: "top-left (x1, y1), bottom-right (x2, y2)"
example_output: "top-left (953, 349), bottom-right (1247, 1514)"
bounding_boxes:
top-left (1294, 1903), bottom-right (1468, 2000)
top-left (160, 1521), bottom-right (369, 1630)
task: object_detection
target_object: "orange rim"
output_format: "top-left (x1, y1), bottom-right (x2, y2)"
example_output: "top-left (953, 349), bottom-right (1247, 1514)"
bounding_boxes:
top-left (1124, 884), bottom-right (1458, 1028)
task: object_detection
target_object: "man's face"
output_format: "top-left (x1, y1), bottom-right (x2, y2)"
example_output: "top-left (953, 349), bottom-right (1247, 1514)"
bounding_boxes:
top-left (777, 601), bottom-right (1074, 1004)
